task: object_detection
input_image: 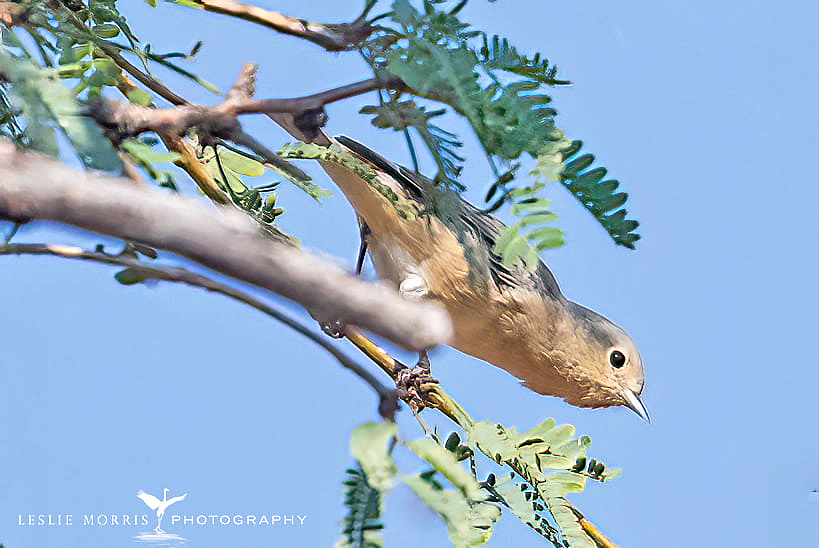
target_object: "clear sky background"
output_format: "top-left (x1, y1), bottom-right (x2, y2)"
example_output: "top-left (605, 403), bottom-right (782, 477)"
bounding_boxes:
top-left (1, 1), bottom-right (817, 547)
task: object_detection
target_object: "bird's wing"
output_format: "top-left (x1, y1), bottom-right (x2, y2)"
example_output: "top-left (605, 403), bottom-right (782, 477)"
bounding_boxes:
top-left (137, 491), bottom-right (162, 510)
top-left (334, 136), bottom-right (564, 299)
top-left (166, 494), bottom-right (187, 505)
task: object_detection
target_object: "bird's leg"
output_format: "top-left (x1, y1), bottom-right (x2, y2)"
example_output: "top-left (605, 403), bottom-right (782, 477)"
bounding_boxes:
top-left (319, 221), bottom-right (370, 339)
top-left (396, 349), bottom-right (440, 412)
top-left (355, 221), bottom-right (370, 276)
top-left (417, 349), bottom-right (430, 370)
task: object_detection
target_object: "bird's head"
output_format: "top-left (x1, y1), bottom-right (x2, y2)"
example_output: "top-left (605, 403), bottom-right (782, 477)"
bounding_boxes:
top-left (528, 302), bottom-right (648, 421)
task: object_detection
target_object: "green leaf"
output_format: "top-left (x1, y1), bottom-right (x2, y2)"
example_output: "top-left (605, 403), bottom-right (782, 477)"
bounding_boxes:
top-left (361, 100), bottom-right (464, 185)
top-left (493, 474), bottom-right (536, 525)
top-left (89, 0), bottom-right (139, 45)
top-left (266, 160), bottom-right (332, 202)
top-left (491, 145), bottom-right (571, 266)
top-left (114, 267), bottom-right (150, 285)
top-left (350, 422), bottom-right (398, 493)
top-left (202, 153), bottom-right (247, 194)
top-left (537, 473), bottom-right (595, 548)
top-left (518, 213), bottom-right (559, 227)
top-left (0, 47), bottom-right (123, 172)
top-left (279, 141), bottom-right (426, 215)
top-left (92, 23), bottom-right (120, 39)
top-left (125, 87), bottom-right (153, 106)
top-left (21, 96), bottom-right (59, 156)
top-left (121, 139), bottom-right (180, 164)
top-left (602, 468), bottom-right (622, 481)
top-left (339, 465), bottom-right (384, 548)
top-left (404, 475), bottom-right (500, 547)
top-left (408, 439), bottom-right (485, 501)
top-left (531, 144), bottom-right (570, 182)
top-left (479, 34), bottom-right (570, 86)
top-left (465, 422), bottom-right (519, 464)
top-left (559, 140), bottom-right (640, 248)
top-left (391, 0), bottom-right (420, 28)
top-left (218, 148), bottom-right (266, 177)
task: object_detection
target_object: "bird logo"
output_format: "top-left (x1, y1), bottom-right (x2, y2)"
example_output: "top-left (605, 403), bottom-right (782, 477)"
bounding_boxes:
top-left (137, 488), bottom-right (187, 534)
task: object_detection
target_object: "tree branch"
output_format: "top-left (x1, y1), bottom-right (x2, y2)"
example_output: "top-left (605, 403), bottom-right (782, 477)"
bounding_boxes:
top-left (0, 140), bottom-right (452, 351)
top-left (115, 74), bottom-right (231, 204)
top-left (185, 0), bottom-right (376, 52)
top-left (90, 75), bottom-right (395, 142)
top-left (90, 66), bottom-right (402, 180)
top-left (0, 242), bottom-right (400, 420)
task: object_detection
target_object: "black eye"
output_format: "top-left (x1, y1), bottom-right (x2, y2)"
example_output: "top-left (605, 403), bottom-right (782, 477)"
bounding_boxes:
top-left (610, 350), bottom-right (626, 368)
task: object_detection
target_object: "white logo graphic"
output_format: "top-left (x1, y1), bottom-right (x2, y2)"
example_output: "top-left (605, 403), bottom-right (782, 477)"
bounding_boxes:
top-left (134, 488), bottom-right (187, 544)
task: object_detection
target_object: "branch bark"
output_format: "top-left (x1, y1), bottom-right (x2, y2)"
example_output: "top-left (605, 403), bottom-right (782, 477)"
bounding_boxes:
top-left (0, 140), bottom-right (452, 351)
top-left (186, 0), bottom-right (376, 51)
top-left (91, 66), bottom-right (402, 180)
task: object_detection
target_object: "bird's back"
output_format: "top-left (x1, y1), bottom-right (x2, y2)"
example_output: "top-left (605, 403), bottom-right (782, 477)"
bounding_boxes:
top-left (332, 136), bottom-right (565, 301)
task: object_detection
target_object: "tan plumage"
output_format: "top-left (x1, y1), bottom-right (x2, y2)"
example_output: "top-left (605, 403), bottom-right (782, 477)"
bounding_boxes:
top-left (319, 136), bottom-right (648, 419)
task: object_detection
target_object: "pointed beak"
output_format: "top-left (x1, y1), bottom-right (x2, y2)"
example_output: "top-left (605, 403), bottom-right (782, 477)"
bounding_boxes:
top-left (622, 388), bottom-right (650, 422)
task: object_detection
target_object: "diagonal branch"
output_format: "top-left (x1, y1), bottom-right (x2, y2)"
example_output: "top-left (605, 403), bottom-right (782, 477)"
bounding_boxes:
top-left (0, 242), bottom-right (400, 420)
top-left (89, 75), bottom-right (396, 142)
top-left (0, 140), bottom-right (452, 351)
top-left (90, 66), bottom-right (403, 180)
top-left (184, 0), bottom-right (376, 52)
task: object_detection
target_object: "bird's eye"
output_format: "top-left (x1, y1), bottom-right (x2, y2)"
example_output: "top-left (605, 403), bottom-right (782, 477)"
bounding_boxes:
top-left (609, 350), bottom-right (626, 368)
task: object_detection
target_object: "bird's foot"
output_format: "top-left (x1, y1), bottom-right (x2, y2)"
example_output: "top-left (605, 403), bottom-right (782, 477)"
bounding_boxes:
top-left (154, 527), bottom-right (164, 534)
top-left (320, 319), bottom-right (346, 339)
top-left (396, 357), bottom-right (440, 412)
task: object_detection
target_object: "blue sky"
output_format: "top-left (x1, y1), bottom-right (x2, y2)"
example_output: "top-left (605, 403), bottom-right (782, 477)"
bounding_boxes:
top-left (1, 1), bottom-right (817, 546)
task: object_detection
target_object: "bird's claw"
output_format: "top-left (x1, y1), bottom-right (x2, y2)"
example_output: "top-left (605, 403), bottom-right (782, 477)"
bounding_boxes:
top-left (320, 320), bottom-right (346, 339)
top-left (396, 361), bottom-right (440, 412)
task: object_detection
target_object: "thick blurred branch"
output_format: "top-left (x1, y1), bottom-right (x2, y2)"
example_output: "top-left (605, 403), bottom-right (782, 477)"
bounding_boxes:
top-left (0, 140), bottom-right (452, 350)
top-left (0, 242), bottom-right (400, 420)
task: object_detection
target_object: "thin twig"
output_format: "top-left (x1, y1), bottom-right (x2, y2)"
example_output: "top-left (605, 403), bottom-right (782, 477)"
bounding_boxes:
top-left (185, 0), bottom-right (376, 52)
top-left (89, 70), bottom-right (401, 181)
top-left (236, 78), bottom-right (397, 114)
top-left (0, 242), bottom-right (399, 420)
top-left (90, 76), bottom-right (396, 140)
top-left (54, 1), bottom-right (188, 106)
top-left (114, 74), bottom-right (231, 204)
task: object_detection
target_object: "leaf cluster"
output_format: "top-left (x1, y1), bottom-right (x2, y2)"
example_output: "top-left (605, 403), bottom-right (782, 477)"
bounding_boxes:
top-left (343, 417), bottom-right (619, 548)
top-left (466, 419), bottom-right (620, 547)
top-left (0, 0), bottom-right (322, 222)
top-left (358, 0), bottom-right (639, 255)
top-left (340, 466), bottom-right (384, 548)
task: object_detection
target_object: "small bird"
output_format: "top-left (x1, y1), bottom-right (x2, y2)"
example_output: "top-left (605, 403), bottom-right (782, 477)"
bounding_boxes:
top-left (317, 136), bottom-right (648, 421)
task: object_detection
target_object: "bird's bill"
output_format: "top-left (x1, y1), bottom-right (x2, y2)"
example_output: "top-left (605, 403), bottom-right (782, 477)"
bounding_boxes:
top-left (622, 388), bottom-right (650, 422)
